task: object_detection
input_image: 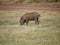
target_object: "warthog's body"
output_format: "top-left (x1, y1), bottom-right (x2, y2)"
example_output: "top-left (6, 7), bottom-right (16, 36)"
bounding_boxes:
top-left (20, 12), bottom-right (40, 25)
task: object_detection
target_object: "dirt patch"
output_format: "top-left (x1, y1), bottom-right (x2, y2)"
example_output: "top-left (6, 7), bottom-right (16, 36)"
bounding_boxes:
top-left (0, 6), bottom-right (60, 11)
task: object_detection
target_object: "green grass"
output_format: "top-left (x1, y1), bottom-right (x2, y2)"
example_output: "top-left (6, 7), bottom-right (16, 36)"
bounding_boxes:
top-left (0, 10), bottom-right (60, 45)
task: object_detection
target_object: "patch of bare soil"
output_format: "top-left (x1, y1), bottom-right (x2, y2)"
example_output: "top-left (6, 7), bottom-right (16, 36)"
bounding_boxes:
top-left (0, 6), bottom-right (60, 11)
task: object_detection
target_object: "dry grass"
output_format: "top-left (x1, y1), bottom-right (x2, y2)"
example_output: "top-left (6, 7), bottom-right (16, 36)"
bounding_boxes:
top-left (0, 10), bottom-right (60, 45)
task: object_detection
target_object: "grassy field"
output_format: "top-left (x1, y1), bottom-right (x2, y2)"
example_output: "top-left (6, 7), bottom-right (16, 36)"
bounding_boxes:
top-left (0, 10), bottom-right (60, 45)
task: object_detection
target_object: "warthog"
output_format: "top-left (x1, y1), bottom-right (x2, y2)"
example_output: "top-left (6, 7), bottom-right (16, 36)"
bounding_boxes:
top-left (20, 12), bottom-right (40, 25)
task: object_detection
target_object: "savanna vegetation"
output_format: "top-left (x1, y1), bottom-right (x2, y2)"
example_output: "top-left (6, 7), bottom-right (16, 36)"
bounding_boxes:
top-left (0, 10), bottom-right (60, 45)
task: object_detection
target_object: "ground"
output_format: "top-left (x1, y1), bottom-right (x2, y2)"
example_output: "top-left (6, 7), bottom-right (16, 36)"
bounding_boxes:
top-left (0, 9), bottom-right (60, 45)
top-left (0, 6), bottom-right (60, 11)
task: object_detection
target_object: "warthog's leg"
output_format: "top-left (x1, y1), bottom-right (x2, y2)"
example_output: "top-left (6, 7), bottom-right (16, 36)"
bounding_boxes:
top-left (35, 18), bottom-right (39, 25)
top-left (26, 20), bottom-right (29, 26)
top-left (37, 18), bottom-right (40, 24)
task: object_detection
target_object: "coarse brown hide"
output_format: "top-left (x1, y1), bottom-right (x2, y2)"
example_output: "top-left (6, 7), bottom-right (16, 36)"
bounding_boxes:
top-left (20, 12), bottom-right (40, 25)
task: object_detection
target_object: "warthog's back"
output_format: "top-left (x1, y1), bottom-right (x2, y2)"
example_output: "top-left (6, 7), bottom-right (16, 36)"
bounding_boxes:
top-left (22, 12), bottom-right (40, 20)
